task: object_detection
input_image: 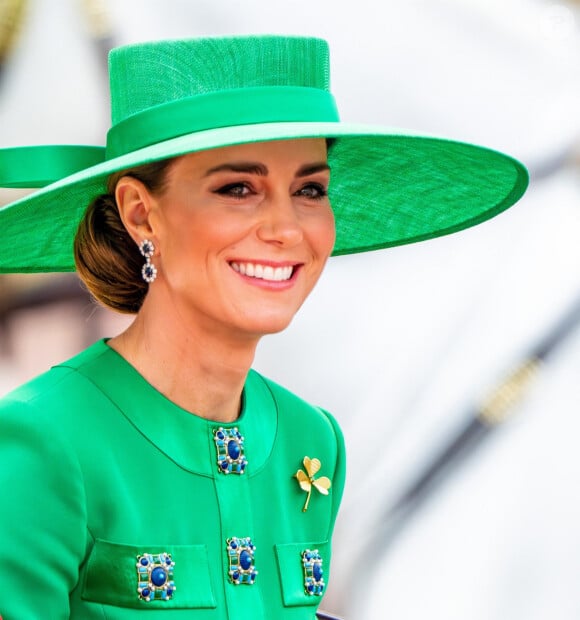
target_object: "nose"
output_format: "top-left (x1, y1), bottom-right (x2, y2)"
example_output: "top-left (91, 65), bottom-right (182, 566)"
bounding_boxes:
top-left (256, 194), bottom-right (304, 247)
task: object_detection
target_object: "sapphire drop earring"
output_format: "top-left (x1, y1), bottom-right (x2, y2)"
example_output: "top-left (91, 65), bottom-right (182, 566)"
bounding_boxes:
top-left (139, 239), bottom-right (157, 283)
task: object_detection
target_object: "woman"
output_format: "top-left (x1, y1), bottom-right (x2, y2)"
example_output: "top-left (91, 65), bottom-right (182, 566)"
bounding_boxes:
top-left (0, 35), bottom-right (527, 618)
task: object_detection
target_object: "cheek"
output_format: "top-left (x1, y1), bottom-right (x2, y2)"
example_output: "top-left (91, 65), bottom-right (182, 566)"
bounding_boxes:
top-left (311, 209), bottom-right (336, 257)
top-left (163, 209), bottom-right (234, 249)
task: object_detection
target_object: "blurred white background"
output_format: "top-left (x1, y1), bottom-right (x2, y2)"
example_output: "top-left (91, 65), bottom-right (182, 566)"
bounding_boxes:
top-left (3, 0), bottom-right (580, 617)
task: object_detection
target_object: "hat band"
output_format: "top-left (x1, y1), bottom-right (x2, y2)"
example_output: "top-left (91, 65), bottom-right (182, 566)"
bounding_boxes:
top-left (106, 86), bottom-right (339, 159)
top-left (0, 145), bottom-right (106, 189)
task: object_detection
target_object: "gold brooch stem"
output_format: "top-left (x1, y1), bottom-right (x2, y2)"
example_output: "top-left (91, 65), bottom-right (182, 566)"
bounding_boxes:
top-left (302, 487), bottom-right (312, 512)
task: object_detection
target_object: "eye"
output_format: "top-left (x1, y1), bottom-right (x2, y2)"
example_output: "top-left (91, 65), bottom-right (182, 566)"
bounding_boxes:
top-left (214, 182), bottom-right (254, 198)
top-left (295, 183), bottom-right (328, 200)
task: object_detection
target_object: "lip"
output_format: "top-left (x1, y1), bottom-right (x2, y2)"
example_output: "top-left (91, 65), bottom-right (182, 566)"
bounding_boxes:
top-left (228, 259), bottom-right (302, 289)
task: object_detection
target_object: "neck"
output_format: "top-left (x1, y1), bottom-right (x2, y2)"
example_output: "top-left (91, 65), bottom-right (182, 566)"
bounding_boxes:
top-left (108, 301), bottom-right (259, 423)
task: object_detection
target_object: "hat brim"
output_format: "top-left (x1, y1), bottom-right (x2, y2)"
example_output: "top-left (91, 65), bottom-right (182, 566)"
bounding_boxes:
top-left (0, 121), bottom-right (528, 272)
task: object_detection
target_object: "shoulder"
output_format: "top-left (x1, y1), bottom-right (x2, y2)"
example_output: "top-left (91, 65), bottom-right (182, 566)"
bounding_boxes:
top-left (0, 339), bottom-right (112, 426)
top-left (249, 369), bottom-right (345, 449)
top-left (251, 370), bottom-right (339, 429)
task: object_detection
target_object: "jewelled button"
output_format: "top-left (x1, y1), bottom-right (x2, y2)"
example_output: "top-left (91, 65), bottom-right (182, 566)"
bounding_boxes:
top-left (136, 553), bottom-right (175, 601)
top-left (226, 537), bottom-right (258, 585)
top-left (301, 549), bottom-right (325, 596)
top-left (213, 427), bottom-right (248, 474)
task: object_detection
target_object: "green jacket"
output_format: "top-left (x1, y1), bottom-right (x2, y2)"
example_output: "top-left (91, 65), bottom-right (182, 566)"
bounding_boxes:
top-left (0, 340), bottom-right (345, 619)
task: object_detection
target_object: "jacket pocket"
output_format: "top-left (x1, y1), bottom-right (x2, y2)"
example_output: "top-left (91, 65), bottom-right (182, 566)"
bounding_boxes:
top-left (275, 541), bottom-right (330, 607)
top-left (81, 538), bottom-right (217, 609)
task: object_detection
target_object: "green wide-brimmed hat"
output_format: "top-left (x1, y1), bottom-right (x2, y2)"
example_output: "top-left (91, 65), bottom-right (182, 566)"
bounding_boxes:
top-left (0, 35), bottom-right (528, 273)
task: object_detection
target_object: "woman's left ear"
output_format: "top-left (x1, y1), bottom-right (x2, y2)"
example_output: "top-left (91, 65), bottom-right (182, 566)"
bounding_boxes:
top-left (115, 176), bottom-right (155, 245)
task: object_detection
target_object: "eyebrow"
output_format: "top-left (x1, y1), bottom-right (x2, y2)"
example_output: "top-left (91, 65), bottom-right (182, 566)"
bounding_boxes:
top-left (203, 161), bottom-right (330, 178)
top-left (296, 162), bottom-right (331, 177)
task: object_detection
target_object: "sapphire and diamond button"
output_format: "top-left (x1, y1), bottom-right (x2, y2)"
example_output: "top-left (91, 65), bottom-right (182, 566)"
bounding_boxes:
top-left (136, 552), bottom-right (175, 601)
top-left (213, 427), bottom-right (248, 474)
top-left (226, 537), bottom-right (258, 585)
top-left (301, 549), bottom-right (325, 596)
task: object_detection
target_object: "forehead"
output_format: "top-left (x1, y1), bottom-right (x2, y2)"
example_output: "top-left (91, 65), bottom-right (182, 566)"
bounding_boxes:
top-left (175, 138), bottom-right (329, 173)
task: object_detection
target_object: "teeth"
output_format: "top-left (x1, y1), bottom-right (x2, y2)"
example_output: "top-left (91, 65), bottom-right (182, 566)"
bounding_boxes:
top-left (231, 262), bottom-right (294, 282)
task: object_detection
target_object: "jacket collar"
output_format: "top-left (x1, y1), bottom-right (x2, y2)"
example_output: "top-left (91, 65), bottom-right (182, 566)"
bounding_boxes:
top-left (63, 340), bottom-right (278, 476)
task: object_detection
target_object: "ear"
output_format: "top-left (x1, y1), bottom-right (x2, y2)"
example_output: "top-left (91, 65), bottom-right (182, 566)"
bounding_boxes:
top-left (115, 176), bottom-right (155, 246)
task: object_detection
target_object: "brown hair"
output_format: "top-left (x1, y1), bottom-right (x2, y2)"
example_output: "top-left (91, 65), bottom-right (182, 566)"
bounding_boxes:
top-left (74, 159), bottom-right (176, 314)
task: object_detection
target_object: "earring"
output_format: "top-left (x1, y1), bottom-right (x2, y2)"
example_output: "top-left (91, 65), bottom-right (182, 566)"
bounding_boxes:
top-left (139, 239), bottom-right (157, 283)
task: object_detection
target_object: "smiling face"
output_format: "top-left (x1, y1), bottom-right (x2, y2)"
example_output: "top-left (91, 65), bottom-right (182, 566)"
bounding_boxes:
top-left (119, 139), bottom-right (335, 341)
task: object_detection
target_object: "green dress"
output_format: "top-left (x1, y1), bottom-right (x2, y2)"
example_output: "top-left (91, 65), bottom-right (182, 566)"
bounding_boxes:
top-left (0, 340), bottom-right (345, 619)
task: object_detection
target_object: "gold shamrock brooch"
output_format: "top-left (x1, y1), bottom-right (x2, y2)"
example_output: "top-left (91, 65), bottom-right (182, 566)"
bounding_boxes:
top-left (295, 456), bottom-right (331, 512)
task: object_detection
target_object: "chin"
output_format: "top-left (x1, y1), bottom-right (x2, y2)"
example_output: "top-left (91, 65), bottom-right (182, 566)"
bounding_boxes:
top-left (244, 314), bottom-right (296, 337)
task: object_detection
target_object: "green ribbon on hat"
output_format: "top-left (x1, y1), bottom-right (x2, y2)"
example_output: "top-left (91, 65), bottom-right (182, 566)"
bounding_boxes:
top-left (106, 86), bottom-right (340, 159)
top-left (0, 145), bottom-right (105, 189)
